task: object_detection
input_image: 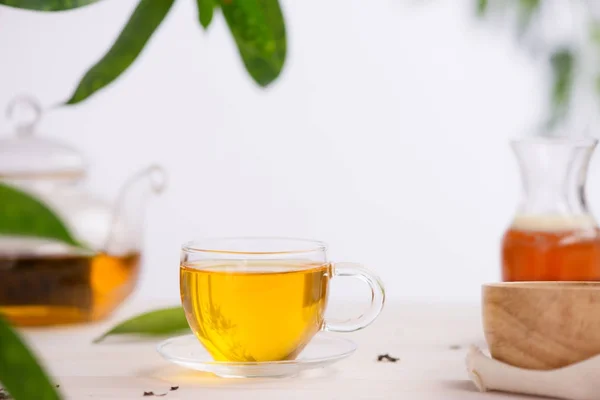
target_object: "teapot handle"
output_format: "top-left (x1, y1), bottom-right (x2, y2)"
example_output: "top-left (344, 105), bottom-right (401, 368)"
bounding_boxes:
top-left (103, 165), bottom-right (167, 254)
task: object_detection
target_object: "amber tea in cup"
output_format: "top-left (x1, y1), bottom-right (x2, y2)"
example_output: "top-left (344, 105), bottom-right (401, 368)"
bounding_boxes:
top-left (180, 238), bottom-right (385, 362)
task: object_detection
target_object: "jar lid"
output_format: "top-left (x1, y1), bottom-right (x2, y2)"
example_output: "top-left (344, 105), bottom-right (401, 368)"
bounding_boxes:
top-left (0, 96), bottom-right (86, 180)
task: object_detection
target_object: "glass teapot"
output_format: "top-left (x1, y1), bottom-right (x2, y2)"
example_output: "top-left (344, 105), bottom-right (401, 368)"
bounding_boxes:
top-left (0, 96), bottom-right (166, 326)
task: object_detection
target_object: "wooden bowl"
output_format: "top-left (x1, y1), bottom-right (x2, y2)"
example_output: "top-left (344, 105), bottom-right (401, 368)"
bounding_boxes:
top-left (482, 282), bottom-right (600, 370)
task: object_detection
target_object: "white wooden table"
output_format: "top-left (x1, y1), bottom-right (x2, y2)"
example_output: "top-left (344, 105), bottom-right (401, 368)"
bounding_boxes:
top-left (21, 299), bottom-right (539, 399)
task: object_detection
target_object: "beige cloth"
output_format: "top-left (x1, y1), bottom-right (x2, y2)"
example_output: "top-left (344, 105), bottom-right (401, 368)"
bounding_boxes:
top-left (466, 346), bottom-right (600, 400)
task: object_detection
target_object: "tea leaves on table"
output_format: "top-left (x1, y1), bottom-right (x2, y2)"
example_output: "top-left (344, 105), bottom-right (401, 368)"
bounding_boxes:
top-left (0, 0), bottom-right (99, 11)
top-left (0, 182), bottom-right (81, 248)
top-left (0, 316), bottom-right (61, 400)
top-left (143, 391), bottom-right (168, 397)
top-left (219, 0), bottom-right (286, 87)
top-left (93, 307), bottom-right (189, 343)
top-left (376, 354), bottom-right (399, 362)
top-left (65, 0), bottom-right (176, 105)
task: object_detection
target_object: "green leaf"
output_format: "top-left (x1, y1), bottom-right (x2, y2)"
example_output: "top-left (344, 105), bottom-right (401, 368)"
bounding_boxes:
top-left (518, 0), bottom-right (539, 14)
top-left (0, 182), bottom-right (80, 247)
top-left (65, 0), bottom-right (175, 105)
top-left (196, 0), bottom-right (216, 29)
top-left (93, 307), bottom-right (189, 343)
top-left (0, 316), bottom-right (61, 400)
top-left (476, 0), bottom-right (488, 17)
top-left (549, 48), bottom-right (574, 125)
top-left (219, 0), bottom-right (287, 87)
top-left (0, 0), bottom-right (99, 11)
top-left (516, 0), bottom-right (540, 35)
top-left (590, 22), bottom-right (600, 46)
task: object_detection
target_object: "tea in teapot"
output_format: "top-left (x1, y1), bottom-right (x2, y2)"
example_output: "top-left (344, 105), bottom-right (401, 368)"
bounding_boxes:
top-left (0, 251), bottom-right (140, 325)
top-left (0, 96), bottom-right (166, 326)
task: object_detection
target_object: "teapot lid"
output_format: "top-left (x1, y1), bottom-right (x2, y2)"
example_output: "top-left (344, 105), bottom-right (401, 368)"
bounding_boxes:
top-left (0, 96), bottom-right (86, 180)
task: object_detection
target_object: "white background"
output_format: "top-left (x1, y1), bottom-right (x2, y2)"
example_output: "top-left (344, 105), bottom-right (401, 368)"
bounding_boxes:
top-left (2, 0), bottom-right (598, 303)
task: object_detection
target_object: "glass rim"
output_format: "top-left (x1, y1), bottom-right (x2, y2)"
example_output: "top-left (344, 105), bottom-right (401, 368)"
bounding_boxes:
top-left (181, 237), bottom-right (328, 255)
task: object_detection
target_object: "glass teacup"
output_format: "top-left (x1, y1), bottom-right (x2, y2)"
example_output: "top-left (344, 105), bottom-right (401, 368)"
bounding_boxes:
top-left (180, 237), bottom-right (385, 362)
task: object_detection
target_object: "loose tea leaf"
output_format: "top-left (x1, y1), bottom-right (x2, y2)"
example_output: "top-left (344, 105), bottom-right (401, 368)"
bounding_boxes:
top-left (219, 0), bottom-right (286, 87)
top-left (170, 386), bottom-right (179, 391)
top-left (143, 391), bottom-right (167, 397)
top-left (65, 0), bottom-right (176, 105)
top-left (0, 316), bottom-right (61, 400)
top-left (94, 307), bottom-right (189, 343)
top-left (0, 0), bottom-right (99, 11)
top-left (377, 353), bottom-right (399, 363)
top-left (0, 182), bottom-right (81, 248)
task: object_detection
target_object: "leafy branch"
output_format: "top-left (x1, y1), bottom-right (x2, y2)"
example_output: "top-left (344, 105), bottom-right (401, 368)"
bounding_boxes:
top-left (475, 0), bottom-right (594, 132)
top-left (0, 0), bottom-right (287, 105)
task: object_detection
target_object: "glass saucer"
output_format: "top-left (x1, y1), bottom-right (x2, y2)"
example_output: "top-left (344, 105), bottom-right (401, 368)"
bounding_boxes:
top-left (156, 332), bottom-right (357, 378)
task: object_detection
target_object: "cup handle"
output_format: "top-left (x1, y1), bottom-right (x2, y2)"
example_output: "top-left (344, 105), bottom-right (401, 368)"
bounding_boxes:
top-left (323, 262), bottom-right (386, 333)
